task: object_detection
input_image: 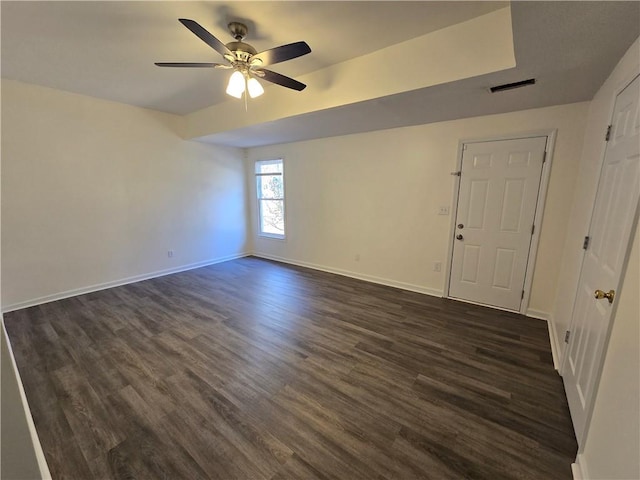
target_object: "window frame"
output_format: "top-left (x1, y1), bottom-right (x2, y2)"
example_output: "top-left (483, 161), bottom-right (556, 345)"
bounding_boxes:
top-left (255, 158), bottom-right (286, 240)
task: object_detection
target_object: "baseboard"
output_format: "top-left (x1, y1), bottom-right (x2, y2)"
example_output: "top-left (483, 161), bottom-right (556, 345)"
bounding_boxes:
top-left (571, 463), bottom-right (583, 480)
top-left (252, 253), bottom-right (443, 298)
top-left (2, 252), bottom-right (250, 313)
top-left (2, 320), bottom-right (52, 479)
top-left (572, 453), bottom-right (588, 480)
top-left (548, 317), bottom-right (562, 371)
top-left (525, 309), bottom-right (550, 321)
top-left (524, 308), bottom-right (561, 370)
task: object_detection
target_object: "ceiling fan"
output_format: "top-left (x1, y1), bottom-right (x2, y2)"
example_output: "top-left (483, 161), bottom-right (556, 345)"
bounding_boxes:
top-left (155, 19), bottom-right (311, 100)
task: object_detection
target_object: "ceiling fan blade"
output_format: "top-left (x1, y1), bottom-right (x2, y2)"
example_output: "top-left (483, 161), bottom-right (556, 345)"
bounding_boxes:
top-left (251, 42), bottom-right (311, 66)
top-left (178, 18), bottom-right (232, 58)
top-left (155, 62), bottom-right (230, 68)
top-left (257, 69), bottom-right (306, 91)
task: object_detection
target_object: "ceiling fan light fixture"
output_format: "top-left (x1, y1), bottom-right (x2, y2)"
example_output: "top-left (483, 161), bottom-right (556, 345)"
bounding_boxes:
top-left (247, 77), bottom-right (264, 98)
top-left (157, 19), bottom-right (311, 100)
top-left (226, 71), bottom-right (245, 98)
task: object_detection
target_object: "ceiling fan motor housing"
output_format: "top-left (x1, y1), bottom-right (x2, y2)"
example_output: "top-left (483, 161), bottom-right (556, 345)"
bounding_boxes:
top-left (225, 41), bottom-right (257, 62)
top-left (225, 22), bottom-right (258, 63)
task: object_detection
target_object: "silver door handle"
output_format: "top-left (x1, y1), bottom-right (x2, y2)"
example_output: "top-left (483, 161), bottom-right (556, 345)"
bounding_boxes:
top-left (456, 234), bottom-right (464, 240)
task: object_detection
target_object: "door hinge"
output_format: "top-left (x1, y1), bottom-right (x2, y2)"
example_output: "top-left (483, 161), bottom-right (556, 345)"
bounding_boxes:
top-left (521, 290), bottom-right (525, 299)
top-left (583, 235), bottom-right (590, 250)
top-left (542, 151), bottom-right (547, 163)
top-left (531, 224), bottom-right (535, 235)
top-left (564, 331), bottom-right (571, 343)
top-left (450, 171), bottom-right (461, 176)
top-left (605, 124), bottom-right (612, 142)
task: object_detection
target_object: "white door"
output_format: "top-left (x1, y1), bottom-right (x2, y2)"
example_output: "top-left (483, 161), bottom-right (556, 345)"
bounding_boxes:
top-left (449, 137), bottom-right (547, 311)
top-left (562, 74), bottom-right (640, 443)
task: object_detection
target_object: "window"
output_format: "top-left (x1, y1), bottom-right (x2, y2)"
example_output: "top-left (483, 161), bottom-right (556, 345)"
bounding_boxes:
top-left (255, 159), bottom-right (285, 238)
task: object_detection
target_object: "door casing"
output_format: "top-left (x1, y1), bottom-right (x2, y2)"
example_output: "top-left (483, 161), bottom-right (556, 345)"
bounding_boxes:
top-left (560, 72), bottom-right (640, 446)
top-left (443, 130), bottom-right (557, 315)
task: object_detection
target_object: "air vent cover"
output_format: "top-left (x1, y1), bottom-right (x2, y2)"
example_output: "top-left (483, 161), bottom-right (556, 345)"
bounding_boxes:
top-left (490, 78), bottom-right (536, 93)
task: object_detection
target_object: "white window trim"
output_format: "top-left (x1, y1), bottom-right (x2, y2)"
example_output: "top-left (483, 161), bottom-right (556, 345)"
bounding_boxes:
top-left (255, 158), bottom-right (286, 240)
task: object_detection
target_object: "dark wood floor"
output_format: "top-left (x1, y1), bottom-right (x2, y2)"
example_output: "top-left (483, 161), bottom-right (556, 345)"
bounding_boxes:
top-left (4, 256), bottom-right (577, 479)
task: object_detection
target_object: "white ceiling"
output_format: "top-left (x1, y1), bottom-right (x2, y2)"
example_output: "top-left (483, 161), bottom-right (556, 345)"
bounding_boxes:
top-left (200, 1), bottom-right (640, 147)
top-left (2, 1), bottom-right (639, 148)
top-left (0, 1), bottom-right (505, 115)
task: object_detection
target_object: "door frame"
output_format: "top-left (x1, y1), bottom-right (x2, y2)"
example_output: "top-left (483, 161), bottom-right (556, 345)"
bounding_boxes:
top-left (443, 130), bottom-right (557, 315)
top-left (560, 72), bottom-right (640, 446)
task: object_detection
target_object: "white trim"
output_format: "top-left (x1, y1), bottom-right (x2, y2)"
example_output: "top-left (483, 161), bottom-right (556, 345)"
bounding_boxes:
top-left (255, 157), bottom-right (286, 240)
top-left (2, 320), bottom-right (52, 479)
top-left (257, 232), bottom-right (285, 240)
top-left (443, 294), bottom-right (520, 314)
top-left (439, 294), bottom-right (552, 322)
top-left (253, 253), bottom-right (443, 297)
top-left (2, 252), bottom-right (250, 313)
top-left (443, 141), bottom-right (465, 299)
top-left (572, 454), bottom-right (589, 480)
top-left (444, 130), bottom-right (557, 316)
top-left (571, 463), bottom-right (583, 480)
top-left (522, 131), bottom-right (557, 314)
top-left (563, 72), bottom-right (640, 364)
top-left (453, 129), bottom-right (558, 145)
top-left (561, 73), bottom-right (640, 447)
top-left (525, 308), bottom-right (550, 321)
top-left (539, 312), bottom-right (562, 371)
top-left (561, 72), bottom-right (640, 380)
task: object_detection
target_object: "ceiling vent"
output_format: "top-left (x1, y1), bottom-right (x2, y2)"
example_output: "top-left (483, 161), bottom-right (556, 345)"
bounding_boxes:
top-left (490, 78), bottom-right (536, 93)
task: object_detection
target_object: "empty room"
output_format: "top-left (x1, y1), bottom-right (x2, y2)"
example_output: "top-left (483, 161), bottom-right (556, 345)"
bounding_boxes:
top-left (1, 1), bottom-right (639, 479)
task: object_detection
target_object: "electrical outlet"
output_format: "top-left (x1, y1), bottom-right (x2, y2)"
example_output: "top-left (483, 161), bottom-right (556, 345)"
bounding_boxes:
top-left (168, 250), bottom-right (174, 258)
top-left (438, 206), bottom-right (450, 215)
top-left (434, 262), bottom-right (442, 272)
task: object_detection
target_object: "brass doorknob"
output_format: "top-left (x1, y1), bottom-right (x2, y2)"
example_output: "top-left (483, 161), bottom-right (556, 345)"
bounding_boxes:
top-left (594, 289), bottom-right (615, 304)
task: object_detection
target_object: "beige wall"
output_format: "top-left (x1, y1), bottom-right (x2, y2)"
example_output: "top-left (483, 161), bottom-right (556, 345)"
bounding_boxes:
top-left (1, 80), bottom-right (248, 310)
top-left (247, 102), bottom-right (588, 315)
top-left (1, 104), bottom-right (47, 478)
top-left (1, 110), bottom-right (49, 478)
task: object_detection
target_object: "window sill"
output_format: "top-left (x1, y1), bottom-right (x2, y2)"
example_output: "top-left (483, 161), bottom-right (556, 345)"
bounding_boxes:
top-left (257, 233), bottom-right (286, 241)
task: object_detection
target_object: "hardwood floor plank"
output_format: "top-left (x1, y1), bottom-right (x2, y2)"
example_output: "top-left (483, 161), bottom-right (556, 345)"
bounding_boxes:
top-left (106, 423), bottom-right (208, 480)
top-left (53, 365), bottom-right (125, 463)
top-left (4, 256), bottom-right (577, 479)
top-left (163, 405), bottom-right (262, 480)
top-left (270, 452), bottom-right (334, 480)
top-left (173, 371), bottom-right (294, 477)
top-left (252, 393), bottom-right (381, 480)
top-left (412, 372), bottom-right (577, 455)
top-left (272, 384), bottom-right (417, 479)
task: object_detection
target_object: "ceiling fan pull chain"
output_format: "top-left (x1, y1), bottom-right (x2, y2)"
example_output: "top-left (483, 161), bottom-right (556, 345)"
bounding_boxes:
top-left (244, 75), bottom-right (249, 112)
